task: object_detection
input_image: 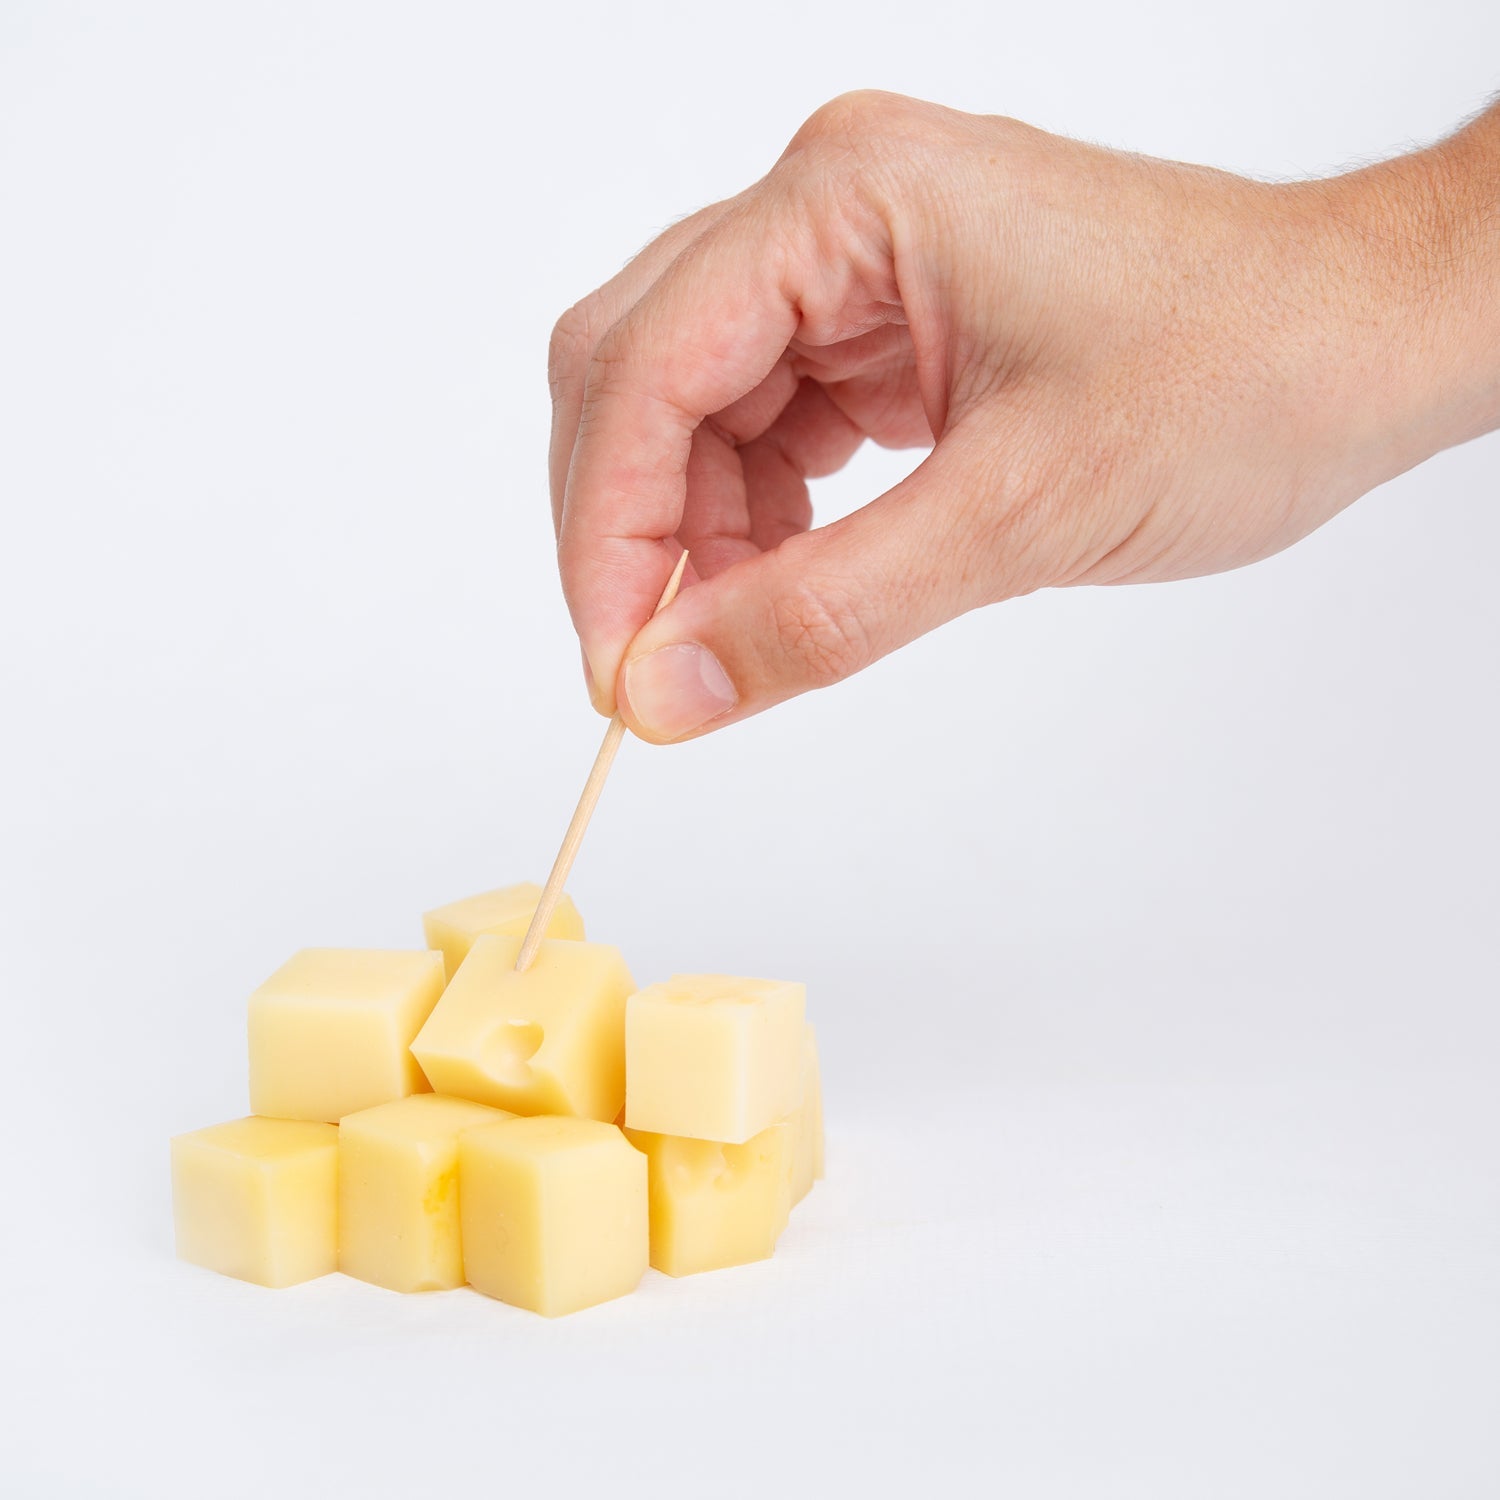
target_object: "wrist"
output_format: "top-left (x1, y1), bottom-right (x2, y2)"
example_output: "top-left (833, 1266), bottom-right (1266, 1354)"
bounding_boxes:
top-left (1316, 107), bottom-right (1500, 482)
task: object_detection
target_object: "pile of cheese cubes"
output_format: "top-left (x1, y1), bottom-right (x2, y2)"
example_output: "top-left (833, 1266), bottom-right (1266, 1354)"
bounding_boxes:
top-left (170, 883), bottom-right (823, 1316)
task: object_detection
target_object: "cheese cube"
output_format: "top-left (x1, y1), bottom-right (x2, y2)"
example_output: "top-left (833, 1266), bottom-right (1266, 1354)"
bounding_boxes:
top-left (459, 1116), bottom-right (647, 1316)
top-left (248, 948), bottom-right (446, 1123)
top-left (422, 882), bottom-right (585, 979)
top-left (623, 1122), bottom-right (793, 1277)
top-left (170, 1117), bottom-right (338, 1287)
top-left (411, 935), bottom-right (633, 1120)
top-left (338, 1094), bottom-right (513, 1293)
top-left (790, 1024), bottom-right (825, 1205)
top-left (625, 975), bottom-right (805, 1143)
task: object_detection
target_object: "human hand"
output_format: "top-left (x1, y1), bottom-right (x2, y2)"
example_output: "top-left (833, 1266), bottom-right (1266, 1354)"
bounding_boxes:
top-left (549, 91), bottom-right (1500, 742)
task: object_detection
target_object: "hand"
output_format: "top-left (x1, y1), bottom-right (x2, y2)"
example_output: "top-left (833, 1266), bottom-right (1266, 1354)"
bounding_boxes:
top-left (549, 91), bottom-right (1500, 742)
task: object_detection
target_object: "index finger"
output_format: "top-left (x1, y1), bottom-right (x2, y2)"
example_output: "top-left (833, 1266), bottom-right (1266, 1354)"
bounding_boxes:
top-left (557, 207), bottom-right (801, 712)
top-left (548, 203), bottom-right (734, 539)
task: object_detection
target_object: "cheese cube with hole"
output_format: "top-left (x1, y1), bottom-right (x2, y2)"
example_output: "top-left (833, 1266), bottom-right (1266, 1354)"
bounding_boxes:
top-left (171, 1117), bottom-right (338, 1287)
top-left (460, 1115), bottom-right (647, 1316)
top-left (625, 975), bottom-right (805, 1143)
top-left (422, 882), bottom-right (585, 979)
top-left (248, 948), bottom-right (445, 1122)
top-left (790, 1024), bottom-right (825, 1205)
top-left (338, 1094), bottom-right (513, 1293)
top-left (623, 1121), bottom-right (793, 1277)
top-left (411, 934), bottom-right (633, 1120)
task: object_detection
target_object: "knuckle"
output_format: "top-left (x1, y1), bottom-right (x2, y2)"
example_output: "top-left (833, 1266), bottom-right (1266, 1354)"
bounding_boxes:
top-left (770, 568), bottom-right (871, 687)
top-left (790, 90), bottom-right (897, 152)
top-left (580, 322), bottom-right (640, 406)
top-left (778, 91), bottom-right (963, 218)
top-left (548, 300), bottom-right (598, 394)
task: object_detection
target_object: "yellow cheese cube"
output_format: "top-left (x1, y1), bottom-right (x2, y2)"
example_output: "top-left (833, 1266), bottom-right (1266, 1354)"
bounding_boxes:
top-left (411, 934), bottom-right (633, 1120)
top-left (789, 1024), bottom-right (825, 1206)
top-left (338, 1094), bottom-right (513, 1293)
top-left (422, 882), bottom-right (585, 979)
top-left (170, 1116), bottom-right (338, 1287)
top-left (248, 948), bottom-right (445, 1123)
top-left (625, 974), bottom-right (805, 1144)
top-left (459, 1116), bottom-right (647, 1316)
top-left (623, 1122), bottom-right (793, 1277)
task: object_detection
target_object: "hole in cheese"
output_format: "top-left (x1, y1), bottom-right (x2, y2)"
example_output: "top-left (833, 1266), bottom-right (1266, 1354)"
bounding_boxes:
top-left (483, 1020), bottom-right (544, 1088)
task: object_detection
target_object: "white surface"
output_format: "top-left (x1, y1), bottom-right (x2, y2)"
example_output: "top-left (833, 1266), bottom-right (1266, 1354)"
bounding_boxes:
top-left (2, 3), bottom-right (1498, 1496)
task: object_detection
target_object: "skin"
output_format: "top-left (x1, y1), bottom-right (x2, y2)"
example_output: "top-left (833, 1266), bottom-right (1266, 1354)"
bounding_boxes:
top-left (549, 92), bottom-right (1500, 743)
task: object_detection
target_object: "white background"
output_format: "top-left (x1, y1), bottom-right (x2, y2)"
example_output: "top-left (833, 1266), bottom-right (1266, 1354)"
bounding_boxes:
top-left (2, 2), bottom-right (1497, 1496)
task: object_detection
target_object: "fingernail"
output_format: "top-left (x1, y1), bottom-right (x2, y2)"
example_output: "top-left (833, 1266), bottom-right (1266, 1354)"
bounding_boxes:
top-left (582, 649), bottom-right (612, 715)
top-left (622, 643), bottom-right (737, 740)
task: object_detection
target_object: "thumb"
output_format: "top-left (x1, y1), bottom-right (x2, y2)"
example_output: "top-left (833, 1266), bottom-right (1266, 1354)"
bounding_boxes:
top-left (615, 438), bottom-right (1000, 743)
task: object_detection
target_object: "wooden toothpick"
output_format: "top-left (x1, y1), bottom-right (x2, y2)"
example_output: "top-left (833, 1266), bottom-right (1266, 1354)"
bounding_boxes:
top-left (514, 550), bottom-right (691, 972)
